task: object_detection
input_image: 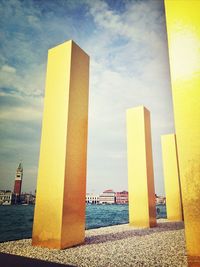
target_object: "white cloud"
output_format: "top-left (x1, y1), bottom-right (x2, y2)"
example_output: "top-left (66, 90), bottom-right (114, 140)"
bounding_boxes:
top-left (0, 63), bottom-right (46, 97)
top-left (0, 0), bottom-right (175, 195)
top-left (0, 105), bottom-right (42, 122)
top-left (1, 65), bottom-right (16, 73)
top-left (85, 0), bottom-right (174, 195)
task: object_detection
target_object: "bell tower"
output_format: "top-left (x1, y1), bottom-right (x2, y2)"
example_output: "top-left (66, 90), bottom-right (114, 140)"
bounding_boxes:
top-left (13, 162), bottom-right (23, 202)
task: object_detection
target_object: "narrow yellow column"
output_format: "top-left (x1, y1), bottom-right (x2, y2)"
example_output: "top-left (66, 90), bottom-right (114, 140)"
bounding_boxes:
top-left (161, 134), bottom-right (183, 221)
top-left (126, 106), bottom-right (156, 228)
top-left (32, 40), bottom-right (89, 249)
top-left (165, 0), bottom-right (200, 262)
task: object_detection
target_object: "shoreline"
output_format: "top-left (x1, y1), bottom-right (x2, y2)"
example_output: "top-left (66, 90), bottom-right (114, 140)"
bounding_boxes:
top-left (0, 220), bottom-right (187, 267)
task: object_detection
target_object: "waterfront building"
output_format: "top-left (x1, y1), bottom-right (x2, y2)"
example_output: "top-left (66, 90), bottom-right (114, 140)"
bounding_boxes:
top-left (20, 193), bottom-right (36, 205)
top-left (156, 195), bottom-right (166, 205)
top-left (99, 189), bottom-right (115, 204)
top-left (86, 193), bottom-right (99, 204)
top-left (0, 190), bottom-right (12, 205)
top-left (13, 162), bottom-right (23, 204)
top-left (115, 191), bottom-right (128, 204)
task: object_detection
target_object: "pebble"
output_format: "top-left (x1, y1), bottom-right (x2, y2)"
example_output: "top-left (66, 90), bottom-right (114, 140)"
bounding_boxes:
top-left (0, 219), bottom-right (188, 267)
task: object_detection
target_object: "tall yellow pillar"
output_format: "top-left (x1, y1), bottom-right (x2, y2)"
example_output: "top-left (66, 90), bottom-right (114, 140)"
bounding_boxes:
top-left (161, 134), bottom-right (183, 221)
top-left (32, 40), bottom-right (89, 249)
top-left (126, 106), bottom-right (156, 228)
top-left (165, 0), bottom-right (200, 262)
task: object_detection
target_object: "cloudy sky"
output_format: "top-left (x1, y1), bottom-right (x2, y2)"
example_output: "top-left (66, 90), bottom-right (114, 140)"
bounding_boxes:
top-left (0, 0), bottom-right (174, 195)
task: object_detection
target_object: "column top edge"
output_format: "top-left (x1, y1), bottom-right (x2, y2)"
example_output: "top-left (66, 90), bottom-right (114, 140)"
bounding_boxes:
top-left (161, 133), bottom-right (176, 139)
top-left (126, 105), bottom-right (150, 113)
top-left (48, 40), bottom-right (89, 58)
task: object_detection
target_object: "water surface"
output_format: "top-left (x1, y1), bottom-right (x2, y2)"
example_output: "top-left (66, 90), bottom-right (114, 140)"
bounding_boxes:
top-left (0, 204), bottom-right (166, 242)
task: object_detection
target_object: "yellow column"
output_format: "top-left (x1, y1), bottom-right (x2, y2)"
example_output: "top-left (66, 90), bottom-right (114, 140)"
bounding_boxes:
top-left (126, 106), bottom-right (156, 228)
top-left (32, 40), bottom-right (89, 249)
top-left (165, 0), bottom-right (200, 262)
top-left (161, 134), bottom-right (183, 221)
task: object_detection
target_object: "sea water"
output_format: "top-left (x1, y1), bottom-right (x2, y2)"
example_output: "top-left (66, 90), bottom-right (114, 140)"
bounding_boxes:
top-left (0, 204), bottom-right (166, 243)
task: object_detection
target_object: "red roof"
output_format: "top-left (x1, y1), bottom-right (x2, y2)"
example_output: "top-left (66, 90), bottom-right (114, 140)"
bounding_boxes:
top-left (103, 189), bottom-right (114, 193)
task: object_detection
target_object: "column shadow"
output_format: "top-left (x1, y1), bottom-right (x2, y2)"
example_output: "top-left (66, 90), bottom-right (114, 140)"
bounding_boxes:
top-left (84, 221), bottom-right (184, 246)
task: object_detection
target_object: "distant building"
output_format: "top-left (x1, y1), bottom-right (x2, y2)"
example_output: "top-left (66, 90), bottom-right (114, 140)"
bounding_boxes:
top-left (0, 190), bottom-right (12, 205)
top-left (115, 191), bottom-right (128, 204)
top-left (99, 189), bottom-right (115, 204)
top-left (156, 195), bottom-right (166, 205)
top-left (13, 162), bottom-right (23, 204)
top-left (20, 193), bottom-right (36, 205)
top-left (86, 193), bottom-right (99, 204)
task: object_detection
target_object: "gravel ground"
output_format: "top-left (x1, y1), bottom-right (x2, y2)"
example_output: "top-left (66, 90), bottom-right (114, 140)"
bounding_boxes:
top-left (0, 220), bottom-right (188, 267)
